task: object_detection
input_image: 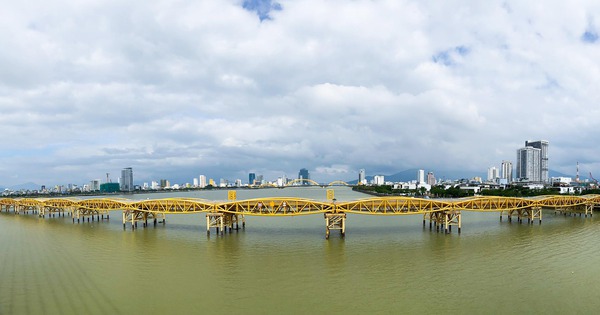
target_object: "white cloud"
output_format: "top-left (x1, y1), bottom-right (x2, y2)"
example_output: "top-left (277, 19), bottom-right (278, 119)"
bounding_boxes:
top-left (1, 0), bottom-right (600, 186)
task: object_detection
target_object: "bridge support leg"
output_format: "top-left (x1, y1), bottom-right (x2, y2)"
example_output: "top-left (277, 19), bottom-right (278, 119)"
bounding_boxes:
top-left (443, 211), bottom-right (461, 234)
top-left (324, 213), bottom-right (346, 239)
top-left (530, 207), bottom-right (542, 224)
top-left (206, 213), bottom-right (224, 236)
top-left (586, 203), bottom-right (593, 218)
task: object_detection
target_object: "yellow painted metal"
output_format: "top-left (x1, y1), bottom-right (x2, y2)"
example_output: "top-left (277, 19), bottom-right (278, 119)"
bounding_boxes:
top-left (1, 195), bottom-right (598, 216)
top-left (228, 190), bottom-right (237, 201)
top-left (326, 189), bottom-right (335, 201)
top-left (327, 180), bottom-right (350, 186)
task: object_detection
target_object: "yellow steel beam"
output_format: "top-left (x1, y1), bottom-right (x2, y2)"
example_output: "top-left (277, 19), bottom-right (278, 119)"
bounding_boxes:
top-left (2, 195), bottom-right (600, 215)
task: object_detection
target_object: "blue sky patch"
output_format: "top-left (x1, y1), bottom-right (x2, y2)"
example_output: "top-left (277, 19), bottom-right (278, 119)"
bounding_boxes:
top-left (582, 30), bottom-right (598, 43)
top-left (432, 46), bottom-right (469, 66)
top-left (242, 0), bottom-right (282, 21)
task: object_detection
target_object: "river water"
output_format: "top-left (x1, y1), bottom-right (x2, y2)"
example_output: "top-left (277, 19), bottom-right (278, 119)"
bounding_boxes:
top-left (0, 187), bottom-right (599, 314)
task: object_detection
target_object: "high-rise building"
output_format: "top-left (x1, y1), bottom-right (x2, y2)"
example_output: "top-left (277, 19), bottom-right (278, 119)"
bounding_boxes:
top-left (417, 169), bottom-right (425, 184)
top-left (427, 172), bottom-right (436, 186)
top-left (90, 179), bottom-right (101, 191)
top-left (373, 175), bottom-right (385, 185)
top-left (193, 178), bottom-right (199, 187)
top-left (249, 173), bottom-right (256, 186)
top-left (525, 140), bottom-right (549, 182)
top-left (358, 169), bottom-right (366, 185)
top-left (298, 168), bottom-right (310, 185)
top-left (501, 161), bottom-right (513, 183)
top-left (199, 175), bottom-right (207, 188)
top-left (120, 167), bottom-right (133, 192)
top-left (517, 146), bottom-right (541, 182)
top-left (487, 166), bottom-right (499, 182)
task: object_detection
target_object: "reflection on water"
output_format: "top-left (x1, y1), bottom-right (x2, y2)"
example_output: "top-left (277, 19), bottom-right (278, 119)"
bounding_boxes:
top-left (1, 187), bottom-right (600, 314)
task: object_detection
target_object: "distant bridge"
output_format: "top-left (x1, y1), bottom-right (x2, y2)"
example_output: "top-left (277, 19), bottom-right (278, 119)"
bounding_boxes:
top-left (248, 179), bottom-right (351, 187)
top-left (0, 195), bottom-right (596, 238)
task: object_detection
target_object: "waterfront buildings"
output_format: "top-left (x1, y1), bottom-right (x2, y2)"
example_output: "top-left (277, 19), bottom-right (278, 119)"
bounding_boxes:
top-left (426, 172), bottom-right (436, 186)
top-left (159, 179), bottom-right (168, 189)
top-left (517, 146), bottom-right (541, 182)
top-left (417, 169), bottom-right (425, 184)
top-left (525, 140), bottom-right (549, 182)
top-left (249, 173), bottom-right (256, 185)
top-left (120, 167), bottom-right (133, 192)
top-left (298, 168), bottom-right (310, 185)
top-left (358, 169), bottom-right (366, 185)
top-left (501, 161), bottom-right (513, 183)
top-left (90, 179), bottom-right (101, 191)
top-left (199, 175), bottom-right (207, 188)
top-left (373, 175), bottom-right (385, 185)
top-left (487, 166), bottom-right (499, 182)
top-left (516, 140), bottom-right (549, 183)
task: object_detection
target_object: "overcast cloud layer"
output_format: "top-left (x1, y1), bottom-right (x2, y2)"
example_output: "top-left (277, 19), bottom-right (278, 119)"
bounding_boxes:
top-left (1, 0), bottom-right (600, 187)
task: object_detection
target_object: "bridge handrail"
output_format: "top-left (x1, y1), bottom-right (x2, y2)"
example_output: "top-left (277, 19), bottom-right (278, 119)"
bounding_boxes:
top-left (2, 195), bottom-right (598, 214)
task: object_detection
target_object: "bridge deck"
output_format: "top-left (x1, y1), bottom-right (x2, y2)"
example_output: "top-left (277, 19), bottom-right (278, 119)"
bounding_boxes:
top-left (1, 195), bottom-right (599, 215)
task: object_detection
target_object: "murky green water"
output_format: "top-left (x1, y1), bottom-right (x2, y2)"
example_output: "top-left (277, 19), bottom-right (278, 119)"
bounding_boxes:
top-left (1, 187), bottom-right (599, 314)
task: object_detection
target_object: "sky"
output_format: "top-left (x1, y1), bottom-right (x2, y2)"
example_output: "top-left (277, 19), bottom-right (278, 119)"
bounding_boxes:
top-left (1, 0), bottom-right (600, 187)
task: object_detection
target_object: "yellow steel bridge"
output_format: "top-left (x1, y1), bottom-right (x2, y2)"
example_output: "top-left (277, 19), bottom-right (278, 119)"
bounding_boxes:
top-left (0, 195), bottom-right (597, 238)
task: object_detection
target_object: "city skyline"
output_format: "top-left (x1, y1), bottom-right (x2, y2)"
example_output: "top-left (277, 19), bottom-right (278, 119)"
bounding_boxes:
top-left (2, 1), bottom-right (600, 187)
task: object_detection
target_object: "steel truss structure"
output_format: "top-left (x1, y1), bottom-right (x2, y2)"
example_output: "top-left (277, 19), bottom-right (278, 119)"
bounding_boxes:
top-left (1, 195), bottom-right (598, 237)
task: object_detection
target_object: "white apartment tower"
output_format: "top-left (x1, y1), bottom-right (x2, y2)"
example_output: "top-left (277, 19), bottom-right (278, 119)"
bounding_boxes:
top-left (426, 172), bottom-right (436, 186)
top-left (373, 175), bottom-right (385, 185)
top-left (501, 161), bottom-right (513, 183)
top-left (417, 169), bottom-right (425, 184)
top-left (199, 175), bottom-right (207, 188)
top-left (487, 166), bottom-right (499, 182)
top-left (525, 140), bottom-right (549, 183)
top-left (517, 146), bottom-right (541, 182)
top-left (358, 169), bottom-right (366, 185)
top-left (120, 167), bottom-right (133, 192)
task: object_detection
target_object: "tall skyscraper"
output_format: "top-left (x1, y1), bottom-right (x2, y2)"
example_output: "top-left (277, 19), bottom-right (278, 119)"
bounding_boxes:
top-left (517, 146), bottom-right (541, 182)
top-left (298, 168), bottom-right (310, 185)
top-left (487, 166), bottom-right (499, 182)
top-left (501, 160), bottom-right (513, 183)
top-left (417, 169), bottom-right (425, 184)
top-left (199, 175), bottom-right (207, 188)
top-left (249, 173), bottom-right (256, 185)
top-left (426, 172), bottom-right (436, 186)
top-left (525, 140), bottom-right (549, 182)
top-left (120, 167), bottom-right (133, 192)
top-left (358, 169), bottom-right (366, 185)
